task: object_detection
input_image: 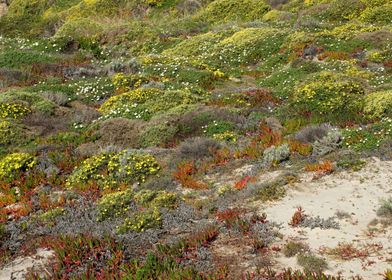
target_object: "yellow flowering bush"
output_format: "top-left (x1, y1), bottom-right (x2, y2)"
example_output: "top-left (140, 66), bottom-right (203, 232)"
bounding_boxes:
top-left (364, 90), bottom-right (392, 119)
top-left (0, 153), bottom-right (36, 182)
top-left (107, 150), bottom-right (161, 184)
top-left (198, 0), bottom-right (270, 24)
top-left (66, 153), bottom-right (111, 188)
top-left (112, 73), bottom-right (148, 93)
top-left (134, 189), bottom-right (177, 208)
top-left (117, 207), bottom-right (161, 233)
top-left (0, 120), bottom-right (20, 146)
top-left (99, 87), bottom-right (204, 121)
top-left (98, 88), bottom-right (162, 120)
top-left (96, 190), bottom-right (134, 221)
top-left (0, 103), bottom-right (31, 119)
top-left (213, 131), bottom-right (238, 142)
top-left (67, 150), bottom-right (160, 188)
top-left (319, 22), bottom-right (380, 39)
top-left (293, 72), bottom-right (365, 116)
top-left (360, 3), bottom-right (392, 24)
top-left (142, 0), bottom-right (165, 7)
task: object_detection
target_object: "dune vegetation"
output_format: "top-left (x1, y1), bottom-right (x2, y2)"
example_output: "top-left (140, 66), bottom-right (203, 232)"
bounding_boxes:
top-left (0, 0), bottom-right (391, 279)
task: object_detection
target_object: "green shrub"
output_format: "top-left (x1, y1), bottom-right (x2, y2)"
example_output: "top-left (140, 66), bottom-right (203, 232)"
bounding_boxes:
top-left (134, 189), bottom-right (178, 208)
top-left (283, 241), bottom-right (308, 257)
top-left (360, 3), bottom-right (392, 24)
top-left (117, 207), bottom-right (161, 233)
top-left (0, 120), bottom-right (25, 146)
top-left (342, 119), bottom-right (392, 151)
top-left (66, 150), bottom-right (160, 189)
top-left (0, 103), bottom-right (31, 119)
top-left (0, 50), bottom-right (58, 69)
top-left (297, 254), bottom-right (328, 272)
top-left (97, 190), bottom-right (134, 221)
top-left (0, 153), bottom-right (36, 182)
top-left (198, 0), bottom-right (271, 24)
top-left (377, 198), bottom-right (392, 218)
top-left (293, 72), bottom-right (365, 117)
top-left (139, 123), bottom-right (178, 148)
top-left (55, 18), bottom-right (103, 40)
top-left (99, 88), bottom-right (204, 121)
top-left (203, 120), bottom-right (235, 137)
top-left (257, 180), bottom-right (286, 202)
top-left (0, 91), bottom-right (56, 115)
top-left (364, 90), bottom-right (392, 119)
top-left (0, 0), bottom-right (48, 35)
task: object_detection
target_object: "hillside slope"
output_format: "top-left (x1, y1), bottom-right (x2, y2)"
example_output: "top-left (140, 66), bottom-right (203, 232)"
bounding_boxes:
top-left (0, 0), bottom-right (392, 279)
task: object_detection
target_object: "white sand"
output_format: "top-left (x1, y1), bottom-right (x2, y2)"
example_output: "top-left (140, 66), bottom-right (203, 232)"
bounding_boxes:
top-left (260, 157), bottom-right (392, 279)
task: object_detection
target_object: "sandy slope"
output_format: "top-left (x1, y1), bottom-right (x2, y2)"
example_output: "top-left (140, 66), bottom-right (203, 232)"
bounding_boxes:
top-left (260, 157), bottom-right (392, 279)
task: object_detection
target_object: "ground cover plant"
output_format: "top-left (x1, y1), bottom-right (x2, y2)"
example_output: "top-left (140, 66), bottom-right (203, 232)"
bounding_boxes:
top-left (0, 0), bottom-right (391, 279)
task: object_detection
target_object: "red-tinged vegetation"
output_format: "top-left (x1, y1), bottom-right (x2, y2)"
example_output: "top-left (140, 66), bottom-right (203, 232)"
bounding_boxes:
top-left (234, 176), bottom-right (255, 190)
top-left (305, 160), bottom-right (334, 175)
top-left (289, 207), bottom-right (305, 227)
top-left (173, 161), bottom-right (209, 189)
top-left (287, 139), bottom-right (313, 156)
top-left (216, 208), bottom-right (246, 227)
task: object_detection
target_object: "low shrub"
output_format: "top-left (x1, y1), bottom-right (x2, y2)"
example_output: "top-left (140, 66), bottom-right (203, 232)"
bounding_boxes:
top-left (377, 198), bottom-right (392, 218)
top-left (297, 254), bottom-right (328, 272)
top-left (360, 3), bottom-right (392, 25)
top-left (293, 71), bottom-right (365, 118)
top-left (138, 122), bottom-right (179, 148)
top-left (176, 137), bottom-right (221, 160)
top-left (262, 144), bottom-right (290, 166)
top-left (198, 0), bottom-right (271, 24)
top-left (96, 190), bottom-right (134, 221)
top-left (364, 90), bottom-right (392, 120)
top-left (0, 103), bottom-right (31, 119)
top-left (0, 153), bottom-right (36, 182)
top-left (294, 124), bottom-right (330, 143)
top-left (66, 150), bottom-right (160, 189)
top-left (283, 241), bottom-right (308, 257)
top-left (117, 207), bottom-right (161, 233)
top-left (0, 120), bottom-right (25, 147)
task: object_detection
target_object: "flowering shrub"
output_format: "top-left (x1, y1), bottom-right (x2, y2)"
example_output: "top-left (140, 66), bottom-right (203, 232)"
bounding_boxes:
top-left (99, 88), bottom-right (161, 119)
top-left (342, 118), bottom-right (392, 151)
top-left (319, 22), bottom-right (380, 40)
top-left (74, 77), bottom-right (114, 103)
top-left (202, 120), bottom-right (235, 137)
top-left (107, 150), bottom-right (161, 183)
top-left (0, 120), bottom-right (21, 146)
top-left (117, 207), bottom-right (161, 233)
top-left (66, 153), bottom-right (111, 188)
top-left (0, 153), bottom-right (36, 182)
top-left (112, 73), bottom-right (148, 93)
top-left (360, 3), bottom-right (392, 24)
top-left (134, 189), bottom-right (177, 208)
top-left (97, 190), bottom-right (134, 221)
top-left (66, 150), bottom-right (160, 189)
top-left (99, 88), bottom-right (203, 121)
top-left (213, 131), bottom-right (238, 142)
top-left (0, 103), bottom-right (31, 119)
top-left (199, 0), bottom-right (271, 23)
top-left (364, 90), bottom-right (392, 119)
top-left (293, 72), bottom-right (365, 116)
top-left (142, 0), bottom-right (165, 7)
top-left (215, 28), bottom-right (287, 67)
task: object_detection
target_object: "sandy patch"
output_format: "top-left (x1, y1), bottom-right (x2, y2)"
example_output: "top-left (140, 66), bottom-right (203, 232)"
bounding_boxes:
top-left (0, 249), bottom-right (54, 280)
top-left (259, 157), bottom-right (392, 279)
